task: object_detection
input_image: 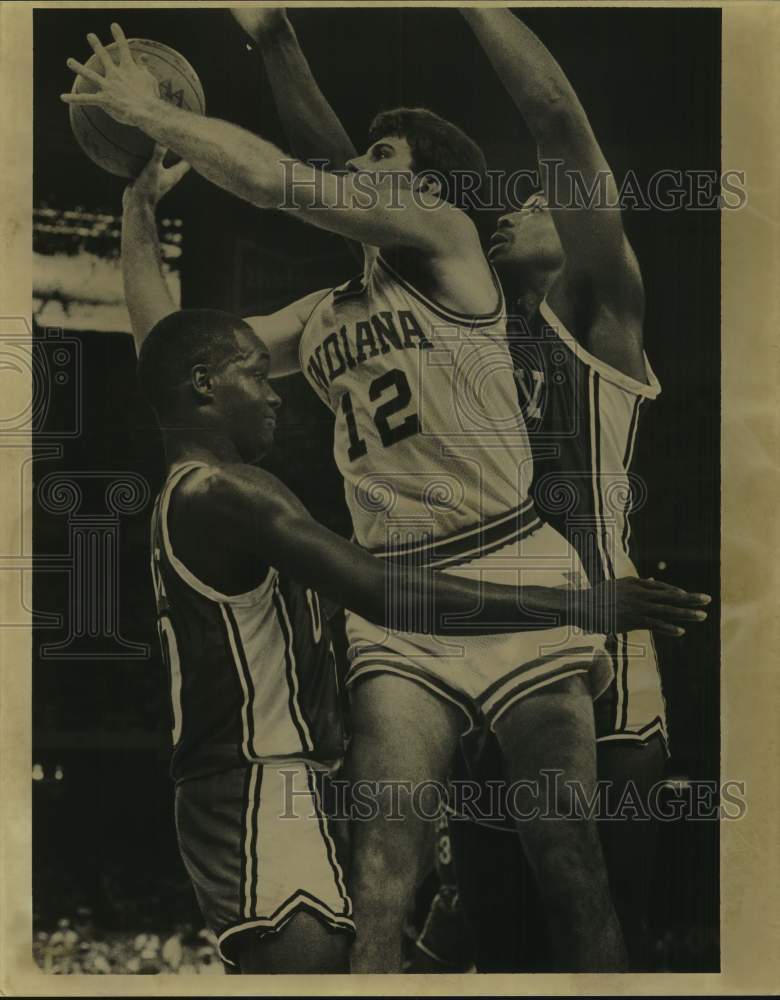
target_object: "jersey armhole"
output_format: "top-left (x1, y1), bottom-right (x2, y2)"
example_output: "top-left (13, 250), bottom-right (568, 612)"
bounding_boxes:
top-left (375, 253), bottom-right (505, 330)
top-left (161, 464), bottom-right (273, 607)
top-left (539, 299), bottom-right (661, 400)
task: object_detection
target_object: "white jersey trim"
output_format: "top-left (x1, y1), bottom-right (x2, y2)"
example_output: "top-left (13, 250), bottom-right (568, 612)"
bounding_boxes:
top-left (376, 254), bottom-right (505, 329)
top-left (159, 462), bottom-right (273, 607)
top-left (539, 299), bottom-right (661, 399)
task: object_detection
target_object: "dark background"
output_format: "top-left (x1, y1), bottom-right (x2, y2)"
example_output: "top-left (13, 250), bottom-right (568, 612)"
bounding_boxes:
top-left (32, 6), bottom-right (720, 971)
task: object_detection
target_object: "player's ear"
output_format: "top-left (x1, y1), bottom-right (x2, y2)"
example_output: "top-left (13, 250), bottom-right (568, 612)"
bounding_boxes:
top-left (416, 170), bottom-right (443, 205)
top-left (190, 364), bottom-right (214, 401)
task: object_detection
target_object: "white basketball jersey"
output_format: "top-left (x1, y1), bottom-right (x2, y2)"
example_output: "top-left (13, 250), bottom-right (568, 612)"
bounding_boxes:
top-left (299, 254), bottom-right (539, 562)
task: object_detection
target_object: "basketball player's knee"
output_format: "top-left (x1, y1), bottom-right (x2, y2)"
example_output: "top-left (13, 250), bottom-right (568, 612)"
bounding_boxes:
top-left (352, 860), bottom-right (414, 916)
top-left (530, 823), bottom-right (610, 901)
top-left (351, 840), bottom-right (419, 913)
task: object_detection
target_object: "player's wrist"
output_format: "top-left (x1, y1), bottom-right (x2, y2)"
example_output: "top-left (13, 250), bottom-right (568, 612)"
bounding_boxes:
top-left (132, 94), bottom-right (170, 136)
top-left (123, 185), bottom-right (158, 214)
top-left (250, 12), bottom-right (293, 45)
top-left (523, 585), bottom-right (572, 628)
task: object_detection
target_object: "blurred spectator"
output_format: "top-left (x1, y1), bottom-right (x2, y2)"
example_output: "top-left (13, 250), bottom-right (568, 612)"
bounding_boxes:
top-left (161, 929), bottom-right (183, 971)
top-left (33, 914), bottom-right (221, 974)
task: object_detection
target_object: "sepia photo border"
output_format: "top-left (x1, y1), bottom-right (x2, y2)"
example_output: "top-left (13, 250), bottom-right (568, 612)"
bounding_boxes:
top-left (1, 0), bottom-right (778, 994)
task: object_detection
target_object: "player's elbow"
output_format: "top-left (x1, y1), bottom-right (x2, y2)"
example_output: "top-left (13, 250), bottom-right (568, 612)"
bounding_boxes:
top-left (533, 100), bottom-right (588, 145)
top-left (210, 139), bottom-right (282, 209)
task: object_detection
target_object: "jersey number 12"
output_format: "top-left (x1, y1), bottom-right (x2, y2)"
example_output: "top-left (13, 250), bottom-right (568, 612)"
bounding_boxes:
top-left (341, 368), bottom-right (420, 461)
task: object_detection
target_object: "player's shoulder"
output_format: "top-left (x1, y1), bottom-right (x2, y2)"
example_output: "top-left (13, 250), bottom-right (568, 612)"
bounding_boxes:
top-left (540, 291), bottom-right (658, 397)
top-left (428, 201), bottom-right (485, 259)
top-left (179, 462), bottom-right (310, 528)
top-left (176, 462), bottom-right (273, 503)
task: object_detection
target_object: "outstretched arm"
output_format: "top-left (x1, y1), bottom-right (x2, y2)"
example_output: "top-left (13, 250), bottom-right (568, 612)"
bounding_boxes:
top-left (64, 25), bottom-right (470, 255)
top-left (120, 143), bottom-right (321, 374)
top-left (230, 8), bottom-right (357, 170)
top-left (230, 7), bottom-right (364, 265)
top-left (121, 144), bottom-right (189, 352)
top-left (463, 9), bottom-right (646, 371)
top-left (177, 463), bottom-right (710, 638)
top-left (244, 287), bottom-right (328, 379)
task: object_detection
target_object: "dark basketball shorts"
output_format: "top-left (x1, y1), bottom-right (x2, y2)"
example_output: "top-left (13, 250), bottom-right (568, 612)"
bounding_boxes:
top-left (174, 760), bottom-right (354, 966)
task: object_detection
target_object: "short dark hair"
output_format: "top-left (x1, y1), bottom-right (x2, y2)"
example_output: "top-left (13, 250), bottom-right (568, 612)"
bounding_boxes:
top-left (368, 107), bottom-right (487, 213)
top-left (137, 309), bottom-right (250, 415)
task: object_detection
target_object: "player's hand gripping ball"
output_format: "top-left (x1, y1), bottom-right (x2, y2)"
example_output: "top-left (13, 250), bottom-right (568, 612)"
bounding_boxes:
top-left (65, 23), bottom-right (205, 179)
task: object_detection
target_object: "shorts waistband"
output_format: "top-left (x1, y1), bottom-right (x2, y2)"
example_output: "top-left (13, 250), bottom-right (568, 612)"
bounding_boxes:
top-left (368, 498), bottom-right (542, 569)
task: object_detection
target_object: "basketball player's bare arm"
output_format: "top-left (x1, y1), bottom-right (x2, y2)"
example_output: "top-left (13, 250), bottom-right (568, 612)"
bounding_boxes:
top-left (229, 7), bottom-right (366, 267)
top-left (244, 289), bottom-right (328, 378)
top-left (176, 464), bottom-right (710, 638)
top-left (229, 8), bottom-right (358, 171)
top-left (463, 9), bottom-right (647, 380)
top-left (119, 143), bottom-right (315, 372)
top-left (121, 144), bottom-right (189, 352)
top-left (63, 26), bottom-right (479, 266)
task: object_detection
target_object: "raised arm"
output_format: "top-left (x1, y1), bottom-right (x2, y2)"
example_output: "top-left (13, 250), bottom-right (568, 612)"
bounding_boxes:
top-left (176, 463), bottom-right (710, 638)
top-left (65, 25), bottom-right (469, 256)
top-left (121, 144), bottom-right (189, 352)
top-left (244, 287), bottom-right (328, 379)
top-left (230, 8), bottom-right (357, 170)
top-left (463, 10), bottom-right (645, 330)
top-left (230, 8), bottom-right (364, 265)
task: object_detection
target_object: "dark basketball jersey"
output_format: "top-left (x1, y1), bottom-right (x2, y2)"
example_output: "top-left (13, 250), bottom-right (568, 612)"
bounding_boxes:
top-left (509, 300), bottom-right (667, 742)
top-left (149, 462), bottom-right (345, 782)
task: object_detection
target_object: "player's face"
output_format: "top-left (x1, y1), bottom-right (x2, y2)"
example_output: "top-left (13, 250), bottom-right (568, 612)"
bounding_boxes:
top-left (212, 331), bottom-right (281, 462)
top-left (488, 194), bottom-right (563, 271)
top-left (346, 136), bottom-right (416, 186)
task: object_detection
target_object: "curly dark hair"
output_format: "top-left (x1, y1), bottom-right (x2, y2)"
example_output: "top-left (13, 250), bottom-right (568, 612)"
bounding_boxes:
top-left (368, 107), bottom-right (487, 214)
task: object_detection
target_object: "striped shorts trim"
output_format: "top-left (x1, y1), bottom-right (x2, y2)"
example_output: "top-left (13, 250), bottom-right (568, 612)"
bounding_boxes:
top-left (346, 647), bottom-right (602, 734)
top-left (175, 761), bottom-right (353, 969)
top-left (368, 497), bottom-right (542, 569)
top-left (477, 647), bottom-right (598, 728)
top-left (596, 716), bottom-right (669, 754)
top-left (217, 891), bottom-right (355, 966)
top-left (347, 658), bottom-right (482, 734)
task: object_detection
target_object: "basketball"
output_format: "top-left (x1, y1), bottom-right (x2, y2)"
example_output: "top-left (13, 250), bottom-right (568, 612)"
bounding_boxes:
top-left (68, 38), bottom-right (205, 179)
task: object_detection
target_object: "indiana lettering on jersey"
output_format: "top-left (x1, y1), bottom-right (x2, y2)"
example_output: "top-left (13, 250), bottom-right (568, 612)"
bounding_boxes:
top-left (306, 309), bottom-right (433, 393)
